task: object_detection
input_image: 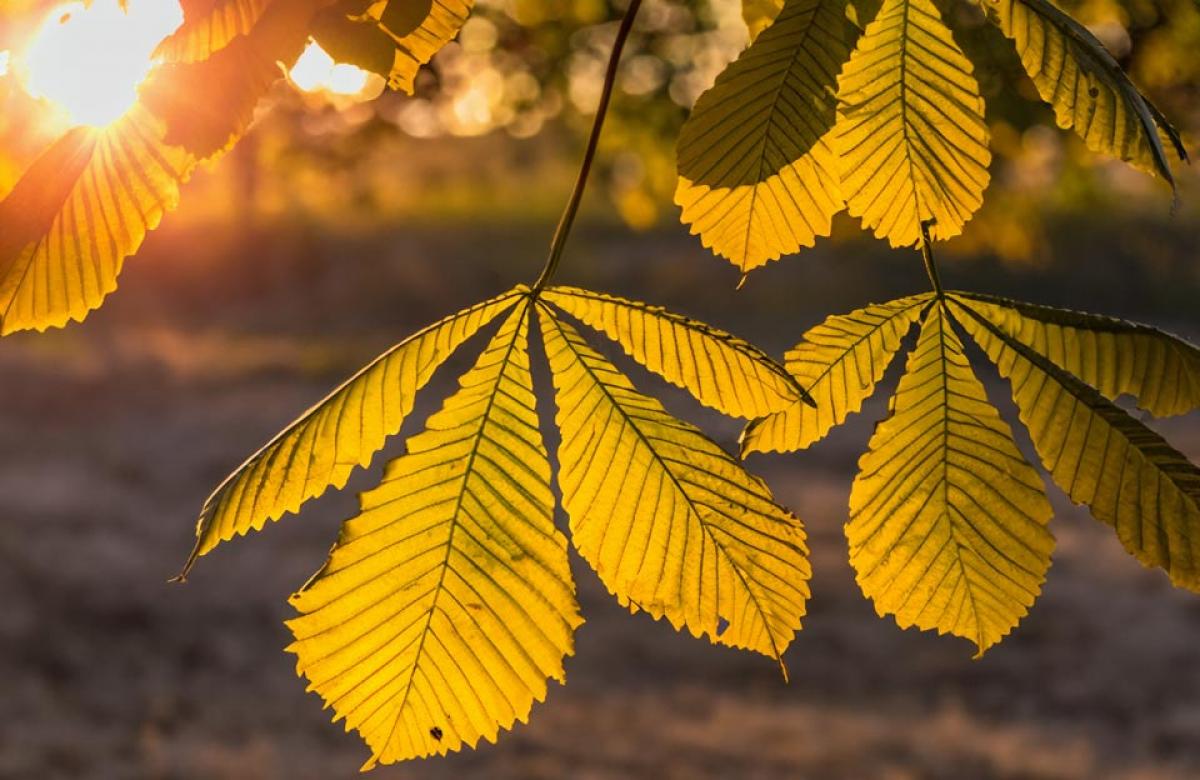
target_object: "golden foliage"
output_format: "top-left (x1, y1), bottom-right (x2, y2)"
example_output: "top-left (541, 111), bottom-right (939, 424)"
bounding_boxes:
top-left (543, 285), bottom-right (810, 417)
top-left (189, 286), bottom-right (810, 765)
top-left (742, 293), bottom-right (930, 454)
top-left (0, 0), bottom-right (328, 336)
top-left (182, 289), bottom-right (524, 574)
top-left (848, 303), bottom-right (1053, 654)
top-left (956, 293), bottom-right (1200, 417)
top-left (953, 296), bottom-right (1200, 592)
top-left (676, 0), bottom-right (854, 270)
top-left (288, 302), bottom-right (581, 767)
top-left (836, 0), bottom-right (991, 247)
top-left (986, 0), bottom-right (1186, 191)
top-left (0, 106), bottom-right (192, 335)
top-left (755, 289), bottom-right (1200, 652)
top-left (541, 306), bottom-right (809, 661)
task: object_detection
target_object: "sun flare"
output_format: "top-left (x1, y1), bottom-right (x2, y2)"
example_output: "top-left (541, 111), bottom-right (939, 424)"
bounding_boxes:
top-left (20, 0), bottom-right (182, 128)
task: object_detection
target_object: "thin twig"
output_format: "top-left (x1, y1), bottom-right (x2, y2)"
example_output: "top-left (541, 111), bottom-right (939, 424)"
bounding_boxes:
top-left (531, 0), bottom-right (643, 294)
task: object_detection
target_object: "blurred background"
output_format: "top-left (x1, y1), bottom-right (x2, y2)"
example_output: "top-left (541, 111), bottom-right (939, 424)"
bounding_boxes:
top-left (0, 0), bottom-right (1199, 777)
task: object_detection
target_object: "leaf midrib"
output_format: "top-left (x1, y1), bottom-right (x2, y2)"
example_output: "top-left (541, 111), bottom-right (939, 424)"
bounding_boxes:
top-left (379, 301), bottom-right (530, 758)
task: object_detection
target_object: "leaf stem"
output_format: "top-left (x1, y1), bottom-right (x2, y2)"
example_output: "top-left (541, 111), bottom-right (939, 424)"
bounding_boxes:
top-left (531, 0), bottom-right (643, 295)
top-left (919, 220), bottom-right (944, 300)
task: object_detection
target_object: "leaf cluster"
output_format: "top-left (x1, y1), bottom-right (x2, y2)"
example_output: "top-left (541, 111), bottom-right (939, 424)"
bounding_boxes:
top-left (182, 284), bottom-right (814, 766)
top-left (677, 0), bottom-right (1188, 271)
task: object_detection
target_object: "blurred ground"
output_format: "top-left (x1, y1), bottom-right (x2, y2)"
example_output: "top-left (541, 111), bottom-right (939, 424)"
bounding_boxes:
top-left (0, 213), bottom-right (1198, 780)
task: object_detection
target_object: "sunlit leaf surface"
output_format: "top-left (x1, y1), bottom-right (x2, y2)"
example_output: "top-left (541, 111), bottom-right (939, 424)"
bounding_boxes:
top-left (541, 306), bottom-right (810, 662)
top-left (183, 289), bottom-right (522, 573)
top-left (836, 0), bottom-right (991, 247)
top-left (753, 288), bottom-right (1200, 653)
top-left (288, 302), bottom-right (580, 768)
top-left (986, 0), bottom-right (1186, 191)
top-left (742, 293), bottom-right (930, 454)
top-left (676, 0), bottom-right (854, 270)
top-left (954, 297), bottom-right (1200, 592)
top-left (847, 303), bottom-right (1054, 654)
top-left (956, 293), bottom-right (1200, 417)
top-left (0, 106), bottom-right (193, 335)
top-left (544, 285), bottom-right (809, 418)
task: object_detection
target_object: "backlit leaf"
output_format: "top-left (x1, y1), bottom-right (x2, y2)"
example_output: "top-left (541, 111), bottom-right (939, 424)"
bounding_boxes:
top-left (540, 305), bottom-right (810, 663)
top-left (141, 0), bottom-right (322, 158)
top-left (848, 303), bottom-right (1054, 655)
top-left (836, 0), bottom-right (991, 247)
top-left (954, 298), bottom-right (1200, 592)
top-left (154, 0), bottom-right (274, 63)
top-left (953, 292), bottom-right (1200, 417)
top-left (543, 285), bottom-right (810, 418)
top-left (742, 293), bottom-right (931, 454)
top-left (676, 0), bottom-right (855, 270)
top-left (288, 302), bottom-right (580, 769)
top-left (985, 0), bottom-right (1186, 191)
top-left (180, 288), bottom-right (523, 575)
top-left (0, 106), bottom-right (193, 335)
top-left (323, 0), bottom-right (471, 93)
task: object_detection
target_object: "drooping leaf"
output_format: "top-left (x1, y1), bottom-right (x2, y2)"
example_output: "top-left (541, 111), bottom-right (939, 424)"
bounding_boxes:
top-left (288, 302), bottom-right (580, 769)
top-left (180, 288), bottom-right (523, 575)
top-left (848, 303), bottom-right (1054, 655)
top-left (742, 293), bottom-right (930, 454)
top-left (543, 285), bottom-right (811, 418)
top-left (154, 0), bottom-right (274, 63)
top-left (676, 0), bottom-right (855, 271)
top-left (953, 293), bottom-right (1200, 417)
top-left (539, 305), bottom-right (810, 663)
top-left (0, 106), bottom-right (193, 335)
top-left (985, 0), bottom-right (1186, 191)
top-left (836, 0), bottom-right (992, 248)
top-left (953, 299), bottom-right (1200, 591)
top-left (140, 0), bottom-right (323, 158)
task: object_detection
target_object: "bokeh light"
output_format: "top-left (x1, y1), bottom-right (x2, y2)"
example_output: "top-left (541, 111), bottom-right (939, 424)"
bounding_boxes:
top-left (290, 42), bottom-right (374, 97)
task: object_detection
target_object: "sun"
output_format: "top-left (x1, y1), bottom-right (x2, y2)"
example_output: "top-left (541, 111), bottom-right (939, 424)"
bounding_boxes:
top-left (19, 0), bottom-right (182, 128)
